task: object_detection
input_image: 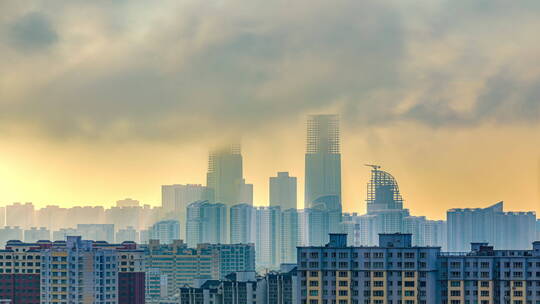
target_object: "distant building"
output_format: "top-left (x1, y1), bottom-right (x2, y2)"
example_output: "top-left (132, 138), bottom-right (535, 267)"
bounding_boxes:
top-left (280, 208), bottom-right (299, 264)
top-left (116, 198), bottom-right (140, 208)
top-left (161, 184), bottom-right (209, 240)
top-left (254, 206), bottom-right (281, 269)
top-left (269, 172), bottom-right (297, 210)
top-left (197, 243), bottom-right (256, 279)
top-left (76, 224), bottom-right (115, 243)
top-left (447, 201), bottom-right (536, 251)
top-left (23, 227), bottom-right (50, 243)
top-left (52, 228), bottom-right (78, 241)
top-left (186, 201), bottom-right (227, 247)
top-left (230, 204), bottom-right (254, 244)
top-left (304, 115), bottom-right (341, 209)
top-left (206, 143), bottom-right (245, 207)
top-left (5, 203), bottom-right (35, 229)
top-left (149, 220), bottom-right (180, 244)
top-left (116, 226), bottom-right (139, 243)
top-left (0, 226), bottom-right (23, 247)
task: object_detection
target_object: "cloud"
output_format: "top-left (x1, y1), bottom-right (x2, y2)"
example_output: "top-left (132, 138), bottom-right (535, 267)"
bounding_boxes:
top-left (0, 0), bottom-right (539, 142)
top-left (7, 12), bottom-right (58, 51)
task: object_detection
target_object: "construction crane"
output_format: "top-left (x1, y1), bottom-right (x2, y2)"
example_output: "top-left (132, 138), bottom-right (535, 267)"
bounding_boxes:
top-left (364, 164), bottom-right (381, 170)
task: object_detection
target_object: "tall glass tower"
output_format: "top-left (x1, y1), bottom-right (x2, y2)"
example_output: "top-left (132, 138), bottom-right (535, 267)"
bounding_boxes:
top-left (304, 114), bottom-right (342, 211)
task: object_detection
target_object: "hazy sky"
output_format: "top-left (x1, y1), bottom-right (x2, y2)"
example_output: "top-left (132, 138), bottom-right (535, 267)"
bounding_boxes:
top-left (1, 0), bottom-right (539, 219)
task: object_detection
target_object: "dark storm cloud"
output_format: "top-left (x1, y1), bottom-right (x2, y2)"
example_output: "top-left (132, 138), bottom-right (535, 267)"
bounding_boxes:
top-left (0, 0), bottom-right (539, 142)
top-left (8, 12), bottom-right (58, 51)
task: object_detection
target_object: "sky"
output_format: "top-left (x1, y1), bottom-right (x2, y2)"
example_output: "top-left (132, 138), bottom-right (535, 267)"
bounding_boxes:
top-left (0, 0), bottom-right (539, 219)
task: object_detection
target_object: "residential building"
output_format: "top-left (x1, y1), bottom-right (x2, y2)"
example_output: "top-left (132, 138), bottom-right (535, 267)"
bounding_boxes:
top-left (298, 233), bottom-right (440, 304)
top-left (186, 201), bottom-right (227, 248)
top-left (281, 208), bottom-right (299, 264)
top-left (23, 227), bottom-right (50, 243)
top-left (150, 220), bottom-right (180, 244)
top-left (447, 201), bottom-right (536, 251)
top-left (197, 243), bottom-right (256, 279)
top-left (254, 207), bottom-right (281, 269)
top-left (230, 204), bottom-right (254, 244)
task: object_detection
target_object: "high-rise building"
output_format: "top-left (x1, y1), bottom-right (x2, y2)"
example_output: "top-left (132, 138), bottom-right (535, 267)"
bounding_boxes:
top-left (197, 243), bottom-right (256, 279)
top-left (254, 207), bottom-right (281, 269)
top-left (186, 201), bottom-right (227, 247)
top-left (40, 236), bottom-right (145, 304)
top-left (0, 226), bottom-right (23, 247)
top-left (298, 208), bottom-right (328, 246)
top-left (144, 240), bottom-right (217, 293)
top-left (304, 115), bottom-right (341, 209)
top-left (76, 224), bottom-right (115, 243)
top-left (5, 203), bottom-right (35, 229)
top-left (298, 234), bottom-right (441, 304)
top-left (280, 208), bottom-right (299, 264)
top-left (149, 220), bottom-right (180, 244)
top-left (23, 227), bottom-right (50, 243)
top-left (447, 201), bottom-right (536, 251)
top-left (206, 144), bottom-right (245, 207)
top-left (238, 179), bottom-right (254, 206)
top-left (269, 172), bottom-right (297, 210)
top-left (116, 226), bottom-right (139, 243)
top-left (230, 204), bottom-right (254, 244)
top-left (161, 184), bottom-right (209, 240)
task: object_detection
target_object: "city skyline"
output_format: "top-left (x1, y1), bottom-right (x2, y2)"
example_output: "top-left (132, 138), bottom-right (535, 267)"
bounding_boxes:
top-left (1, 1), bottom-right (540, 220)
top-left (0, 117), bottom-right (538, 220)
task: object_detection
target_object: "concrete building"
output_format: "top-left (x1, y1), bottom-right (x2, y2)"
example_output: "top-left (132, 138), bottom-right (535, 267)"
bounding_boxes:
top-left (281, 208), bottom-right (299, 264)
top-left (144, 240), bottom-right (217, 294)
top-left (270, 172), bottom-right (297, 210)
top-left (304, 114), bottom-right (341, 211)
top-left (186, 201), bottom-right (227, 248)
top-left (447, 201), bottom-right (536, 251)
top-left (5, 203), bottom-right (35, 229)
top-left (150, 220), bottom-right (180, 244)
top-left (230, 204), bottom-right (254, 244)
top-left (0, 238), bottom-right (145, 304)
top-left (197, 243), bottom-right (256, 279)
top-left (76, 224), bottom-right (115, 243)
top-left (161, 184), bottom-right (209, 239)
top-left (298, 233), bottom-right (441, 304)
top-left (23, 227), bottom-right (50, 243)
top-left (254, 207), bottom-right (281, 269)
top-left (116, 226), bottom-right (139, 243)
top-left (0, 227), bottom-right (23, 247)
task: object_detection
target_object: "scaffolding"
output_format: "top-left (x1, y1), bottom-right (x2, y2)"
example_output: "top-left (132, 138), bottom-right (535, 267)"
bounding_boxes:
top-left (365, 164), bottom-right (403, 210)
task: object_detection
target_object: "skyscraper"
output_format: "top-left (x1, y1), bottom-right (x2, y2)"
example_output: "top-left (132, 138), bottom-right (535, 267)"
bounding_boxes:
top-left (304, 115), bottom-right (341, 210)
top-left (269, 172), bottom-right (297, 210)
top-left (206, 143), bottom-right (245, 207)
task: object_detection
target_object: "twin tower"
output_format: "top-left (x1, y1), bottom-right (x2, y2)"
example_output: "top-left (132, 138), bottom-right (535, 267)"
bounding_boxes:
top-left (206, 114), bottom-right (342, 211)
